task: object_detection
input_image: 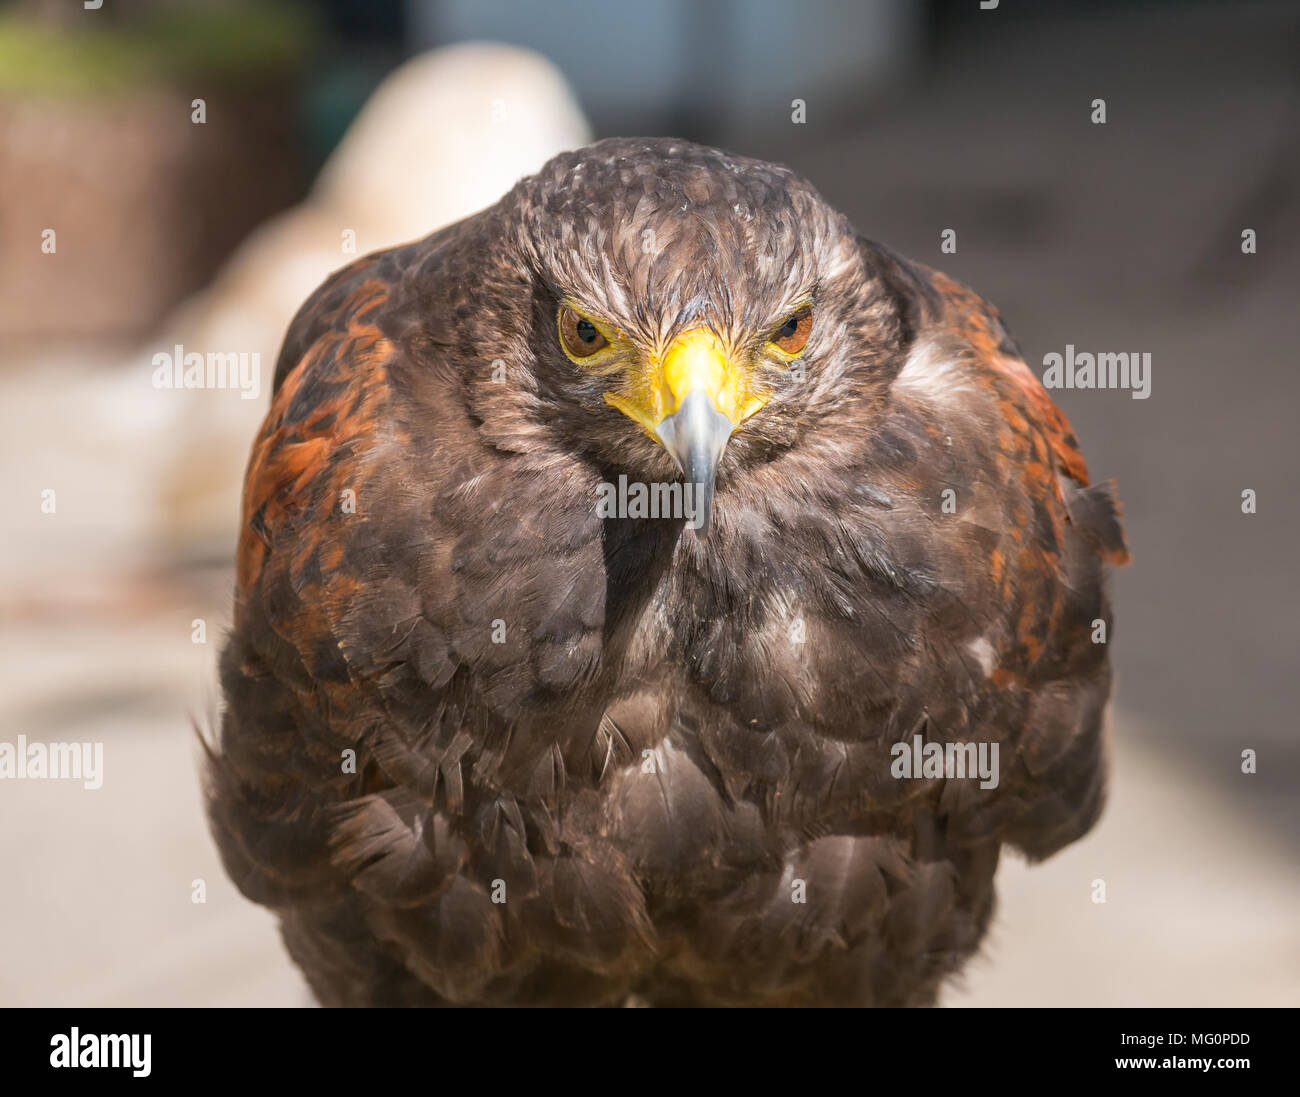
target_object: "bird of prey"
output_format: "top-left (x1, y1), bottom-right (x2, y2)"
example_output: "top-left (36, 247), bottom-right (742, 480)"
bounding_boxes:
top-left (207, 138), bottom-right (1129, 1007)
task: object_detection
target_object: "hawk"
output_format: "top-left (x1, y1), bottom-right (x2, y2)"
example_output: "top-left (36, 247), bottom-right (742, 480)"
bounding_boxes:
top-left (207, 138), bottom-right (1129, 1006)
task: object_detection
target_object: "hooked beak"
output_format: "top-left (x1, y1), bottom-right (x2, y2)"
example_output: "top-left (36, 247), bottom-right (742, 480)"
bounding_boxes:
top-left (604, 328), bottom-right (769, 540)
top-left (653, 389), bottom-right (733, 538)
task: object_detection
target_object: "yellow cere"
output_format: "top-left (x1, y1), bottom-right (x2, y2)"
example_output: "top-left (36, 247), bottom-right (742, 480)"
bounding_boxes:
top-left (603, 327), bottom-right (772, 436)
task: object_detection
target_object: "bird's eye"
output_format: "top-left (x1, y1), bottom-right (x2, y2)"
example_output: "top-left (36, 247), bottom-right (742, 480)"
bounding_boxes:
top-left (770, 306), bottom-right (812, 356)
top-left (559, 307), bottom-right (610, 358)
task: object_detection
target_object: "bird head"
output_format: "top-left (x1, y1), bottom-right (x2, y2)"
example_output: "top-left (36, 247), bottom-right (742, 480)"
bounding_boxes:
top-left (550, 304), bottom-right (813, 538)
top-left (501, 138), bottom-right (921, 538)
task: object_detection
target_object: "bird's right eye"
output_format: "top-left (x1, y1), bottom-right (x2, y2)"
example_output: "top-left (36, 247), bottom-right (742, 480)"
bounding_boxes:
top-left (559, 307), bottom-right (610, 359)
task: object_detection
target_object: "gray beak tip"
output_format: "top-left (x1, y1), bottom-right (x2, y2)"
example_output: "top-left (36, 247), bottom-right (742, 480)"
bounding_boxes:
top-left (655, 391), bottom-right (733, 543)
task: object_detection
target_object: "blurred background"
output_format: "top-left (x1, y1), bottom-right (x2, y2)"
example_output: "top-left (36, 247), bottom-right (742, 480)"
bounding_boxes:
top-left (1, 0), bottom-right (1296, 1006)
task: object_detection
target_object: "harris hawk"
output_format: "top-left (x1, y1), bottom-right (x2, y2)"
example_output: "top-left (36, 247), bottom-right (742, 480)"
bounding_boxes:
top-left (206, 138), bottom-right (1129, 1007)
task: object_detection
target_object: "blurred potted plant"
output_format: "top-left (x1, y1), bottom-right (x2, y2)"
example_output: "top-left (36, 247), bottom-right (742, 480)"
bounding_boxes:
top-left (0, 0), bottom-right (317, 344)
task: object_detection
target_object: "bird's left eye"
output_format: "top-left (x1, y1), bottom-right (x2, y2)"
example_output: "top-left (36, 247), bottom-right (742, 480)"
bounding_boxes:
top-left (559, 307), bottom-right (610, 358)
top-left (770, 306), bottom-right (812, 356)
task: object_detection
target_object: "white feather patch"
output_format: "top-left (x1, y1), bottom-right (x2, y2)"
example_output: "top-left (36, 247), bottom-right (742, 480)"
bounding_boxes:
top-left (894, 338), bottom-right (982, 405)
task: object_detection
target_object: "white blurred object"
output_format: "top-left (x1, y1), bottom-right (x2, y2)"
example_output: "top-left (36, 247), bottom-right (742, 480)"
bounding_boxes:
top-left (313, 42), bottom-right (590, 244)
